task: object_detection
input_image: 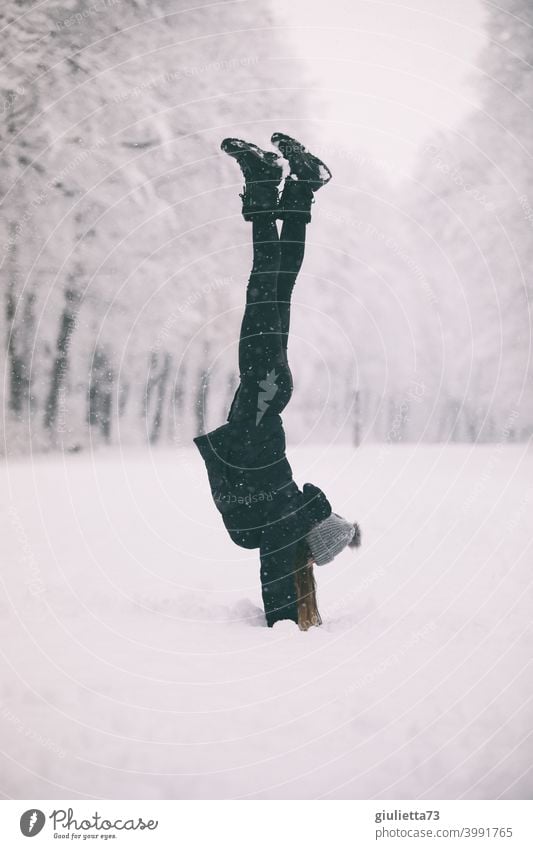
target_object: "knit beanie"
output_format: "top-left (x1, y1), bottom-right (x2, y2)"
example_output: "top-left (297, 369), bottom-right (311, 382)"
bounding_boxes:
top-left (305, 513), bottom-right (356, 566)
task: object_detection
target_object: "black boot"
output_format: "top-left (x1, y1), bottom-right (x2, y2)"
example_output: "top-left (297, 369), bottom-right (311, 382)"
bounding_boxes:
top-left (239, 181), bottom-right (280, 222)
top-left (277, 176), bottom-right (315, 223)
top-left (271, 132), bottom-right (332, 191)
top-left (221, 137), bottom-right (283, 221)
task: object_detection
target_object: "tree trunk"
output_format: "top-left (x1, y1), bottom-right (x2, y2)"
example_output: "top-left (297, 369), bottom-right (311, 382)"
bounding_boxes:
top-left (194, 343), bottom-right (211, 436)
top-left (88, 347), bottom-right (114, 442)
top-left (43, 287), bottom-right (80, 431)
top-left (5, 227), bottom-right (32, 415)
top-left (353, 389), bottom-right (361, 446)
top-left (145, 352), bottom-right (171, 445)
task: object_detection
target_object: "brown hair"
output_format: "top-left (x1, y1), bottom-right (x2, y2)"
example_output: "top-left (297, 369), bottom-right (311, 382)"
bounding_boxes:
top-left (293, 539), bottom-right (321, 630)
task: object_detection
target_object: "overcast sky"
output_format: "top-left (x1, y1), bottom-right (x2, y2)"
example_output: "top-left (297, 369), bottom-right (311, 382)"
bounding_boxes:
top-left (271, 0), bottom-right (487, 176)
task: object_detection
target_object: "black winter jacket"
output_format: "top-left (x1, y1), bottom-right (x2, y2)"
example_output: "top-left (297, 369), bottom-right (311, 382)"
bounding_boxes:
top-left (193, 413), bottom-right (332, 550)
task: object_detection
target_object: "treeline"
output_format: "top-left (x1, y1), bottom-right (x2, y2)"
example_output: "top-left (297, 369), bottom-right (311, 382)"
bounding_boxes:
top-left (1, 0), bottom-right (531, 453)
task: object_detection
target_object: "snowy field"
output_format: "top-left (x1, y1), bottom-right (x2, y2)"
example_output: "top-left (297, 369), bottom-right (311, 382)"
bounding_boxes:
top-left (1, 443), bottom-right (532, 800)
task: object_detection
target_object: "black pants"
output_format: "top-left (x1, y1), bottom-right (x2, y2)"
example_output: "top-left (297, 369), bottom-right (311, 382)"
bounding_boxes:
top-left (226, 215), bottom-right (307, 424)
top-left (226, 214), bottom-right (308, 625)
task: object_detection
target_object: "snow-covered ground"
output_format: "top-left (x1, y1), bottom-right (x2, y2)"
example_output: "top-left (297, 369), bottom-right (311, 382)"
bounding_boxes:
top-left (1, 444), bottom-right (532, 800)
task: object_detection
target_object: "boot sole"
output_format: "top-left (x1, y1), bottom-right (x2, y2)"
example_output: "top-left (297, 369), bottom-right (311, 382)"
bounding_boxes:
top-left (271, 132), bottom-right (332, 188)
top-left (221, 137), bottom-right (283, 183)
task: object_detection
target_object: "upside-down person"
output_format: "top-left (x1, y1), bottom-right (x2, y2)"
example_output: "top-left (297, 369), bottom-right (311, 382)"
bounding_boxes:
top-left (194, 134), bottom-right (361, 630)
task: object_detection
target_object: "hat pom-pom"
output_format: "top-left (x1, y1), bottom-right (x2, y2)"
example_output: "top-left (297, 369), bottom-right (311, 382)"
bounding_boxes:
top-left (349, 523), bottom-right (362, 548)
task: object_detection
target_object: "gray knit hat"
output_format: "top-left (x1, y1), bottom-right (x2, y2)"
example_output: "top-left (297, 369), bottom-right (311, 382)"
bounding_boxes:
top-left (305, 513), bottom-right (357, 566)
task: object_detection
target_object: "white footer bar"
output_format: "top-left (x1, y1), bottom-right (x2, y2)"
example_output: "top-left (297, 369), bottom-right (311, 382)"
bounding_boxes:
top-left (1, 800), bottom-right (532, 848)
